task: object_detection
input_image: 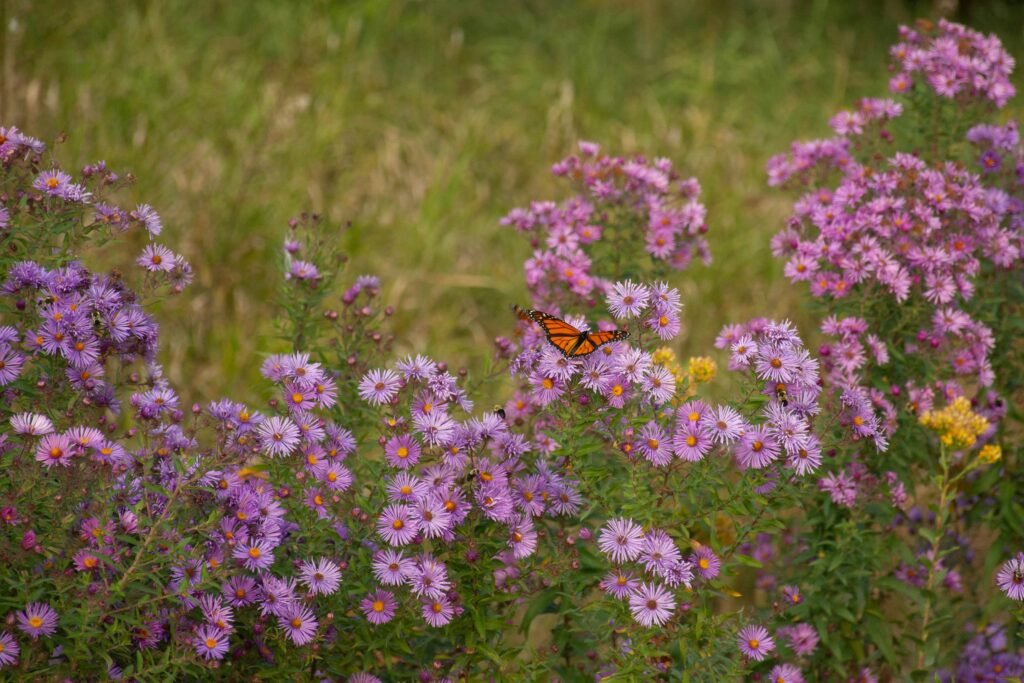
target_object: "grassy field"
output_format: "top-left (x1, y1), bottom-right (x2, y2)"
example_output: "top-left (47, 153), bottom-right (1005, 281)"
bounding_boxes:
top-left (6, 0), bottom-right (1024, 405)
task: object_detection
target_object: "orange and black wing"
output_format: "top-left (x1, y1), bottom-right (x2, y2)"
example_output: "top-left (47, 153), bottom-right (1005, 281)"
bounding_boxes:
top-left (576, 329), bottom-right (630, 357)
top-left (511, 304), bottom-right (533, 323)
top-left (526, 309), bottom-right (584, 358)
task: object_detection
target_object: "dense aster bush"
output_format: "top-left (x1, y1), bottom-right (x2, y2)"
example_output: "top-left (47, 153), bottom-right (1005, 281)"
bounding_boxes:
top-left (0, 17), bottom-right (1022, 683)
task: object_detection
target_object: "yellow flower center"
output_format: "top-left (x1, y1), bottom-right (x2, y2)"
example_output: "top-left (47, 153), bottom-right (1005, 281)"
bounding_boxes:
top-left (249, 547), bottom-right (261, 559)
top-left (397, 446), bottom-right (409, 458)
top-left (372, 600), bottom-right (385, 612)
top-left (29, 616), bottom-right (43, 628)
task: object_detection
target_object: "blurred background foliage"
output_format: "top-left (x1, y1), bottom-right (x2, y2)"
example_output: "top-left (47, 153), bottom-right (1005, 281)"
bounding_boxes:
top-left (4, 0), bottom-right (1023, 405)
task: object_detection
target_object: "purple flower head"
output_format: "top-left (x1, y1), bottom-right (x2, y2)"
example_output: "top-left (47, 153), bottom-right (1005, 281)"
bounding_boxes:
top-left (373, 549), bottom-right (415, 586)
top-left (377, 504), bottom-right (419, 546)
top-left (385, 434), bottom-right (422, 469)
top-left (421, 596), bottom-right (455, 627)
top-left (10, 413), bottom-right (55, 436)
top-left (193, 625), bottom-right (229, 660)
top-left (768, 664), bottom-right (805, 683)
top-left (234, 539), bottom-right (275, 571)
top-left (996, 553), bottom-right (1024, 601)
top-left (278, 603), bottom-right (318, 645)
top-left (17, 602), bottom-right (58, 639)
top-left (628, 582), bottom-right (676, 627)
top-left (737, 624), bottom-right (774, 661)
top-left (598, 518), bottom-right (645, 564)
top-left (735, 427), bottom-right (780, 470)
top-left (35, 433), bottom-right (74, 468)
top-left (256, 416), bottom-right (301, 458)
top-left (361, 590), bottom-right (397, 625)
top-left (607, 280), bottom-right (650, 318)
top-left (0, 631), bottom-right (19, 667)
top-left (359, 368), bottom-right (402, 405)
top-left (299, 557), bottom-right (342, 596)
top-left (600, 570), bottom-right (640, 599)
top-left (779, 623), bottom-right (819, 656)
top-left (692, 546), bottom-right (721, 580)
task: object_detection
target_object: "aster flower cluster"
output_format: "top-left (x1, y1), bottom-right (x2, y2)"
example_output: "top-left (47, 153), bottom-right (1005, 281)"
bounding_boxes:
top-left (357, 354), bottom-right (584, 618)
top-left (888, 19), bottom-right (1016, 107)
top-left (714, 319), bottom-right (834, 473)
top-left (501, 141), bottom-right (709, 311)
top-left (1, 260), bottom-right (160, 405)
top-left (944, 624), bottom-right (1024, 681)
top-left (596, 518), bottom-right (698, 626)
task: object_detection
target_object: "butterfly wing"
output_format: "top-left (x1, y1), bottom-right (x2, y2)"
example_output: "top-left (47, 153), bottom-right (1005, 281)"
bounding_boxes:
top-left (526, 310), bottom-right (585, 357)
top-left (574, 330), bottom-right (630, 357)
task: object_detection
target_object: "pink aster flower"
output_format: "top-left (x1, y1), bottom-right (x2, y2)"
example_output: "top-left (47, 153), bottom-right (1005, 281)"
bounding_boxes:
top-left (600, 570), bottom-right (640, 599)
top-left (193, 625), bottom-right (229, 660)
top-left (768, 664), bottom-right (805, 683)
top-left (598, 518), bottom-right (645, 564)
top-left (692, 546), bottom-right (721, 580)
top-left (377, 504), bottom-right (419, 546)
top-left (278, 603), bottom-right (318, 645)
top-left (373, 549), bottom-right (415, 586)
top-left (361, 590), bottom-right (397, 625)
top-left (737, 624), bottom-right (774, 661)
top-left (628, 582), bottom-right (676, 627)
top-left (607, 280), bottom-right (650, 318)
top-left (996, 553), bottom-right (1024, 601)
top-left (299, 557), bottom-right (342, 596)
top-left (17, 602), bottom-right (58, 639)
top-left (35, 433), bottom-right (74, 468)
top-left (421, 596), bottom-right (455, 627)
top-left (10, 412), bottom-right (54, 436)
top-left (256, 416), bottom-right (301, 458)
top-left (234, 539), bottom-right (275, 571)
top-left (358, 368), bottom-right (402, 405)
top-left (0, 631), bottom-right (19, 667)
top-left (384, 433), bottom-right (422, 469)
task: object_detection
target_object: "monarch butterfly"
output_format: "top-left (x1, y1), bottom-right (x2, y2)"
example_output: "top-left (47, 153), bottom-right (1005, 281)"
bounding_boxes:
top-left (513, 305), bottom-right (629, 358)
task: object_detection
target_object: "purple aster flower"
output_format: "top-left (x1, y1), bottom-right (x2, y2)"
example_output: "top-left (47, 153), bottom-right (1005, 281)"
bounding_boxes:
top-left (600, 570), bottom-right (640, 599)
top-left (673, 423), bottom-right (712, 462)
top-left (646, 309), bottom-right (681, 340)
top-left (384, 434), bottom-right (422, 469)
top-left (548, 481), bottom-right (582, 516)
top-left (287, 260), bottom-right (320, 282)
top-left (303, 487), bottom-right (330, 519)
top-left (234, 539), bottom-right (275, 571)
top-left (507, 514), bottom-right (538, 559)
top-left (700, 405), bottom-right (745, 444)
top-left (779, 623), bottom-right (818, 656)
top-left (421, 596), bottom-right (455, 627)
top-left (377, 504), bottom-right (419, 546)
top-left (10, 412), bottom-right (54, 436)
top-left (373, 549), bottom-right (415, 586)
top-left (131, 204), bottom-right (163, 236)
top-left (768, 664), bottom-right (805, 683)
top-left (787, 434), bottom-right (822, 475)
top-left (529, 371), bottom-right (565, 406)
top-left (661, 559), bottom-right (695, 588)
top-left (692, 546), bottom-right (721, 580)
top-left (73, 549), bottom-right (101, 572)
top-left (641, 365), bottom-right (676, 404)
top-left (628, 582), bottom-right (676, 627)
top-left (193, 625), bottom-right (229, 660)
top-left (299, 557), bottom-right (342, 596)
top-left (35, 433), bottom-right (73, 468)
top-left (256, 416), bottom-right (301, 458)
top-left (735, 427), bottom-right (780, 470)
top-left (598, 518), bottom-right (645, 563)
top-left (349, 675), bottom-right (383, 683)
top-left (361, 590), bottom-right (397, 625)
top-left (321, 463), bottom-right (353, 492)
top-left (198, 594), bottom-right (234, 631)
top-left (258, 575), bottom-right (297, 617)
top-left (996, 553), bottom-right (1024, 600)
top-left (607, 280), bottom-right (650, 319)
top-left (737, 624), bottom-right (774, 661)
top-left (223, 576), bottom-right (259, 607)
top-left (396, 354), bottom-right (437, 381)
top-left (641, 529), bottom-right (682, 575)
top-left (781, 584), bottom-right (803, 606)
top-left (729, 335), bottom-right (758, 368)
top-left (358, 368), bottom-right (402, 405)
top-left (33, 169), bottom-right (72, 196)
top-left (0, 345), bottom-right (25, 385)
top-left (410, 496), bottom-right (452, 539)
top-left (17, 602), bottom-right (58, 639)
top-left (819, 472), bottom-right (858, 507)
top-left (137, 244), bottom-right (176, 272)
top-left (755, 345), bottom-right (798, 384)
top-left (278, 603), bottom-right (318, 645)
top-left (0, 631), bottom-right (19, 667)
top-left (638, 422), bottom-right (672, 466)
top-left (411, 556), bottom-right (451, 600)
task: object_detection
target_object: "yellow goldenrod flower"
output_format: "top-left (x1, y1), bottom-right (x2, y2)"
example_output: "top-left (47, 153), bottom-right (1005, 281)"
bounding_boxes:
top-left (688, 356), bottom-right (717, 384)
top-left (651, 347), bottom-right (678, 367)
top-left (918, 396), bottom-right (989, 449)
top-left (978, 444), bottom-right (1002, 464)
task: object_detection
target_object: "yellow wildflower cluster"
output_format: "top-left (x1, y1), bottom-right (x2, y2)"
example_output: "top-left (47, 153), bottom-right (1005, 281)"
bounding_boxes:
top-left (688, 356), bottom-right (717, 384)
top-left (977, 444), bottom-right (1002, 465)
top-left (918, 396), bottom-right (989, 449)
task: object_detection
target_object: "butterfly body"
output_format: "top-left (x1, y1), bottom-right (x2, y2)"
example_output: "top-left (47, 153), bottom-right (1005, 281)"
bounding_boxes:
top-left (513, 305), bottom-right (629, 358)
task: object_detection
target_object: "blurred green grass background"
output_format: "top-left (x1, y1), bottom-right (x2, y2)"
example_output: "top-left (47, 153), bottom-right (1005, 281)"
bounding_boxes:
top-left (5, 0), bottom-right (1023, 404)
